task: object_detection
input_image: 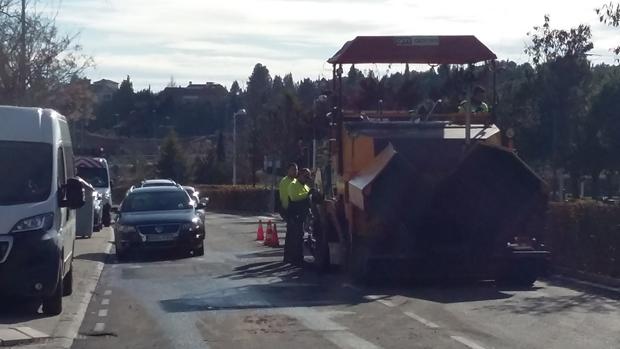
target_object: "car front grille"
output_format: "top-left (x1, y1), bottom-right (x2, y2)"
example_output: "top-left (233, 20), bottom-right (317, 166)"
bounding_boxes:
top-left (137, 224), bottom-right (180, 235)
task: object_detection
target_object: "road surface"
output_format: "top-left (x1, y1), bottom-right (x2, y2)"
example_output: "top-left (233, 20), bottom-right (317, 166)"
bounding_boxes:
top-left (72, 212), bottom-right (620, 349)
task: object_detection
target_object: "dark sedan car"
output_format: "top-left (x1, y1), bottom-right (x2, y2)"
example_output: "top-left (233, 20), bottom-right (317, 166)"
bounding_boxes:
top-left (114, 187), bottom-right (206, 260)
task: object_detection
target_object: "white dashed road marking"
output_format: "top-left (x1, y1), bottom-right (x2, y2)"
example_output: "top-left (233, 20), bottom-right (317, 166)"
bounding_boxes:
top-left (103, 290), bottom-right (112, 296)
top-left (93, 323), bottom-right (105, 333)
top-left (98, 309), bottom-right (108, 317)
top-left (101, 299), bottom-right (110, 306)
top-left (451, 336), bottom-right (487, 349)
top-left (404, 311), bottom-right (440, 329)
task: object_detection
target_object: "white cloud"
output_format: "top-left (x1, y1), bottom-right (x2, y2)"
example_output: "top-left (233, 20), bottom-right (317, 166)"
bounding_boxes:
top-left (50, 0), bottom-right (619, 90)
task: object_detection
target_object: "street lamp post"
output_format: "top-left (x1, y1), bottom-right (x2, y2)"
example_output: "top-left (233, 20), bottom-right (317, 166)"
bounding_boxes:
top-left (232, 109), bottom-right (247, 185)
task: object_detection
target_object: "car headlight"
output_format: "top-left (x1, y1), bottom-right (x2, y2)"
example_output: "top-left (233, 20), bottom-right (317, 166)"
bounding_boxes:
top-left (182, 220), bottom-right (201, 232)
top-left (117, 225), bottom-right (136, 233)
top-left (11, 213), bottom-right (54, 233)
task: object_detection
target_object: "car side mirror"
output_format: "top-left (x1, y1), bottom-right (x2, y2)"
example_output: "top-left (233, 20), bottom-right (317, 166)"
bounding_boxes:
top-left (60, 177), bottom-right (85, 209)
top-left (197, 197), bottom-right (209, 209)
top-left (109, 179), bottom-right (114, 188)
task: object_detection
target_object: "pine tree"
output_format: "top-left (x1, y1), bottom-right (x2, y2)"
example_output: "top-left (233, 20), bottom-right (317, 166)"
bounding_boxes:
top-left (157, 131), bottom-right (189, 183)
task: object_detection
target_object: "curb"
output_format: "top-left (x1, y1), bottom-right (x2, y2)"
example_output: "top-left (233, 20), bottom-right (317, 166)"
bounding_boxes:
top-left (0, 327), bottom-right (49, 347)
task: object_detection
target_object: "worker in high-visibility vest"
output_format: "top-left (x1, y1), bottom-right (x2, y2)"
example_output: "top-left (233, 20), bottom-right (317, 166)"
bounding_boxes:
top-left (278, 162), bottom-right (298, 219)
top-left (458, 85), bottom-right (489, 114)
top-left (284, 168), bottom-right (311, 265)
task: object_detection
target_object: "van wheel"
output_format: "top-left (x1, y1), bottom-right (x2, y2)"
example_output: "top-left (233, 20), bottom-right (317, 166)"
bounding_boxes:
top-left (42, 272), bottom-right (63, 315)
top-left (62, 265), bottom-right (73, 296)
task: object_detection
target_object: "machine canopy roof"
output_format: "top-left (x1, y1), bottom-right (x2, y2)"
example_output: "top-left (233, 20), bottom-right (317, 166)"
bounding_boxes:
top-left (328, 36), bottom-right (497, 65)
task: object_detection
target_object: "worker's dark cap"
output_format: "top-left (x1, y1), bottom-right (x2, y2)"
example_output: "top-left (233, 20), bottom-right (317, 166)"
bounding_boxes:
top-left (474, 85), bottom-right (486, 94)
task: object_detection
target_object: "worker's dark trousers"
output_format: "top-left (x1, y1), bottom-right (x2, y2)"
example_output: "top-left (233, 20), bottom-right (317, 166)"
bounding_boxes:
top-left (284, 215), bottom-right (304, 265)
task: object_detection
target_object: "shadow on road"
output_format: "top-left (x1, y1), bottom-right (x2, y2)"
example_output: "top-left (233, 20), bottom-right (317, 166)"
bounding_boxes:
top-left (236, 250), bottom-right (285, 259)
top-left (75, 252), bottom-right (110, 263)
top-left (112, 249), bottom-right (196, 264)
top-left (475, 291), bottom-right (620, 315)
top-left (160, 260), bottom-right (363, 313)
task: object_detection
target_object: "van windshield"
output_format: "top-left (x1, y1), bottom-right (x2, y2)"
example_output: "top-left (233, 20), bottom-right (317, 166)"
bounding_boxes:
top-left (0, 141), bottom-right (53, 205)
top-left (76, 167), bottom-right (109, 188)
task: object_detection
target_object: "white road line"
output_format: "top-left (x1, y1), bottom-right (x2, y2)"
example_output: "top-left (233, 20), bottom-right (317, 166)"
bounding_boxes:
top-left (103, 290), bottom-right (112, 296)
top-left (98, 309), bottom-right (108, 317)
top-left (451, 336), bottom-right (487, 349)
top-left (364, 295), bottom-right (397, 307)
top-left (101, 298), bottom-right (110, 306)
top-left (54, 228), bottom-right (114, 349)
top-left (324, 331), bottom-right (383, 349)
top-left (404, 311), bottom-right (440, 329)
top-left (93, 323), bottom-right (106, 333)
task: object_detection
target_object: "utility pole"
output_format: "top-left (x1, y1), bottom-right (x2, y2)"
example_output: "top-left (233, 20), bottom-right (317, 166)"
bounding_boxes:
top-left (19, 0), bottom-right (26, 105)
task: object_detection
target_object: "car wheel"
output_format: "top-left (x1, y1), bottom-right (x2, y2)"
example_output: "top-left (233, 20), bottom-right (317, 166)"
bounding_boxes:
top-left (116, 245), bottom-right (128, 262)
top-left (62, 264), bottom-right (73, 296)
top-left (42, 269), bottom-right (63, 315)
top-left (193, 242), bottom-right (205, 257)
top-left (102, 206), bottom-right (112, 227)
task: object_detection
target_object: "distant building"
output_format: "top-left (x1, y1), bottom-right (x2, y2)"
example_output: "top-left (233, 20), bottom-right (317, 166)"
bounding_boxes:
top-left (91, 79), bottom-right (119, 104)
top-left (159, 81), bottom-right (228, 105)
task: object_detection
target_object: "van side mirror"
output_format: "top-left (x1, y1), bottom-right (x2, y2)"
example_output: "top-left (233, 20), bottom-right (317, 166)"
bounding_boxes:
top-left (60, 178), bottom-right (85, 209)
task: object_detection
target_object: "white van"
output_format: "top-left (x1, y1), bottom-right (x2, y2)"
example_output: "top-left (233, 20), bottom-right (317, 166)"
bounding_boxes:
top-left (75, 156), bottom-right (113, 226)
top-left (0, 106), bottom-right (85, 315)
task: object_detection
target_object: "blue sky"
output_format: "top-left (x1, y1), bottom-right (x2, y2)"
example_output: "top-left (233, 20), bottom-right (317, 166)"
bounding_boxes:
top-left (43, 0), bottom-right (619, 91)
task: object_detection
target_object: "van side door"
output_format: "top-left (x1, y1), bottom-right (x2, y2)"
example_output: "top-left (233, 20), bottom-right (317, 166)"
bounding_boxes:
top-left (57, 147), bottom-right (75, 272)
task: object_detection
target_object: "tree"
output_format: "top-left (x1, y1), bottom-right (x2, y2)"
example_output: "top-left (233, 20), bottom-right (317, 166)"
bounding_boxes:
top-left (597, 2), bottom-right (620, 55)
top-left (0, 1), bottom-right (93, 106)
top-left (157, 131), bottom-right (189, 183)
top-left (525, 15), bottom-right (594, 199)
top-left (246, 63), bottom-right (273, 185)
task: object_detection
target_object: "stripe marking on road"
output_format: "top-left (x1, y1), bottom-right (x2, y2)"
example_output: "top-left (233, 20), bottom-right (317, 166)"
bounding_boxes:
top-left (98, 309), bottom-right (108, 317)
top-left (451, 336), bottom-right (487, 349)
top-left (404, 311), bottom-right (440, 329)
top-left (364, 295), bottom-right (397, 307)
top-left (93, 323), bottom-right (105, 333)
top-left (103, 290), bottom-right (112, 296)
top-left (101, 298), bottom-right (110, 306)
top-left (324, 331), bottom-right (383, 349)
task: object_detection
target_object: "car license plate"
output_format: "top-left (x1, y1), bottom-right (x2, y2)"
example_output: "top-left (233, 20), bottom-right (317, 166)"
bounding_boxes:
top-left (147, 233), bottom-right (178, 242)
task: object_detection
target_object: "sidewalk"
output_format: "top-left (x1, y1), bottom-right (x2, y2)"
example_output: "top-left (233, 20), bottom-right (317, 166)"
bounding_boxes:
top-left (0, 228), bottom-right (113, 348)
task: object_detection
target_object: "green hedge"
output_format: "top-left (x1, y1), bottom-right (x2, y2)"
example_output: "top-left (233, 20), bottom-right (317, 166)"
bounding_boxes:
top-left (195, 185), bottom-right (277, 213)
top-left (545, 201), bottom-right (620, 278)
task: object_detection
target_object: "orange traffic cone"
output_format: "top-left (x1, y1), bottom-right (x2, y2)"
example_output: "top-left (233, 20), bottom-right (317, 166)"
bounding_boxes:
top-left (264, 221), bottom-right (274, 246)
top-left (272, 224), bottom-right (280, 247)
top-left (256, 220), bottom-right (265, 241)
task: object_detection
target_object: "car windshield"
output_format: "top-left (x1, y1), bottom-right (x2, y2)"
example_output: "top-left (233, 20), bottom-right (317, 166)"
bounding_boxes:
top-left (121, 191), bottom-right (191, 212)
top-left (0, 141), bottom-right (52, 205)
top-left (76, 166), bottom-right (109, 188)
top-left (184, 188), bottom-right (195, 196)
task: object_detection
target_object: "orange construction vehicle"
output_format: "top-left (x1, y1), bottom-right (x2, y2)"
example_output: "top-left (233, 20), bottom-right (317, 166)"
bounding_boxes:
top-left (305, 36), bottom-right (550, 285)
